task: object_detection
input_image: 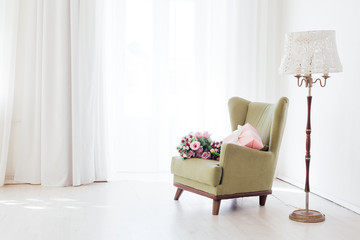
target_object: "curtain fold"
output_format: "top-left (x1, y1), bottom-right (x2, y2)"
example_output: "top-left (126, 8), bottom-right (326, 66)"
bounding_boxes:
top-left (0, 0), bottom-right (19, 186)
top-left (0, 0), bottom-right (107, 186)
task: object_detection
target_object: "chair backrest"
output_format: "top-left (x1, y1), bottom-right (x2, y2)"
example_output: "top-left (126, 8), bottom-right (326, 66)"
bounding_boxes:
top-left (228, 97), bottom-right (289, 156)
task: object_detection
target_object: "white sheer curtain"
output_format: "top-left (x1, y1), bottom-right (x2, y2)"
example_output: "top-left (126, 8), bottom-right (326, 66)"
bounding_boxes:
top-left (0, 0), bottom-right (108, 186)
top-left (0, 0), bottom-right (279, 184)
top-left (0, 0), bottom-right (19, 186)
top-left (104, 0), bottom-right (279, 175)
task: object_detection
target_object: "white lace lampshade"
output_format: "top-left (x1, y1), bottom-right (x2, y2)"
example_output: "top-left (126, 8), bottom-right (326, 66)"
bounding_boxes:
top-left (279, 30), bottom-right (342, 75)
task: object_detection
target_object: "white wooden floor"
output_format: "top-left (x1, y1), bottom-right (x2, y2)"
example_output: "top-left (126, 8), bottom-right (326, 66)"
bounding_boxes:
top-left (0, 175), bottom-right (359, 240)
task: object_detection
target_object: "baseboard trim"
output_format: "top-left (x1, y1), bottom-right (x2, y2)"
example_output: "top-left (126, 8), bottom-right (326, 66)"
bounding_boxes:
top-left (277, 175), bottom-right (360, 215)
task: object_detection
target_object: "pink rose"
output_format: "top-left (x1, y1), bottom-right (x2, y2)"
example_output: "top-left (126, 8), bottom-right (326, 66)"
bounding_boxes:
top-left (195, 132), bottom-right (202, 139)
top-left (190, 141), bottom-right (200, 151)
top-left (195, 147), bottom-right (203, 158)
top-left (188, 150), bottom-right (195, 158)
top-left (201, 152), bottom-right (211, 159)
top-left (203, 131), bottom-right (211, 139)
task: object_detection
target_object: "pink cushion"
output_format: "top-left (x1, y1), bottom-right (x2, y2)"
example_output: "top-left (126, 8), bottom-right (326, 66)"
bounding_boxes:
top-left (223, 123), bottom-right (264, 150)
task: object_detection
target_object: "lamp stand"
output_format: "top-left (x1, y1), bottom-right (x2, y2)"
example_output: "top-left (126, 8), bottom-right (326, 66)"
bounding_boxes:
top-left (289, 74), bottom-right (326, 223)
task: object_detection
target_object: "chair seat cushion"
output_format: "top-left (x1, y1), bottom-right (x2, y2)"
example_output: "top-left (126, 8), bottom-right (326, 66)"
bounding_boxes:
top-left (171, 156), bottom-right (222, 187)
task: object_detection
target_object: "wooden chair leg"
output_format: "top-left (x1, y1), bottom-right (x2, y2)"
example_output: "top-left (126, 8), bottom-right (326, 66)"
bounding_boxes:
top-left (212, 200), bottom-right (221, 215)
top-left (259, 195), bottom-right (268, 206)
top-left (174, 188), bottom-right (183, 200)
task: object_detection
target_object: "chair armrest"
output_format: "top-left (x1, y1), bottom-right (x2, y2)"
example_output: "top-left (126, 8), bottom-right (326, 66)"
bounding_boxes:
top-left (218, 143), bottom-right (276, 193)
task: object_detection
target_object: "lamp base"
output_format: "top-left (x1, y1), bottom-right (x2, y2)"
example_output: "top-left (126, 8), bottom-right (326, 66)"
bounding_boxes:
top-left (289, 209), bottom-right (325, 223)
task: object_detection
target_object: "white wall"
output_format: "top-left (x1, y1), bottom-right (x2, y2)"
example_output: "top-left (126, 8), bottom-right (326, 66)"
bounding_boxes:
top-left (277, 0), bottom-right (360, 213)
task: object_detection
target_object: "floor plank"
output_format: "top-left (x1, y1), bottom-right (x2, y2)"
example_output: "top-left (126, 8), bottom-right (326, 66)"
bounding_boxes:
top-left (0, 176), bottom-right (359, 240)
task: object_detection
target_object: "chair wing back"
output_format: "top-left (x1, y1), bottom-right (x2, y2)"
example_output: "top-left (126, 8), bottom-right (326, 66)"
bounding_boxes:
top-left (245, 102), bottom-right (275, 147)
top-left (228, 97), bottom-right (250, 131)
top-left (268, 97), bottom-right (289, 155)
top-left (228, 97), bottom-right (289, 155)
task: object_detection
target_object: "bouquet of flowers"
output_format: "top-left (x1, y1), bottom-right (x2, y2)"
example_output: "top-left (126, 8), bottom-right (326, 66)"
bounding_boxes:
top-left (177, 131), bottom-right (222, 160)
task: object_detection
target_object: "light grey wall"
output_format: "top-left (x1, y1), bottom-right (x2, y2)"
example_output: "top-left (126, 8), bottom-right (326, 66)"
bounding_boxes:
top-left (276, 0), bottom-right (360, 213)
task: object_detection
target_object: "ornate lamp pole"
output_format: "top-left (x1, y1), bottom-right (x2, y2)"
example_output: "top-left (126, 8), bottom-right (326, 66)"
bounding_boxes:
top-left (279, 30), bottom-right (342, 223)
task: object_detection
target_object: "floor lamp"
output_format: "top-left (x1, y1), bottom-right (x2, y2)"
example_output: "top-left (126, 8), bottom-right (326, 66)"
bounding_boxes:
top-left (279, 30), bottom-right (342, 223)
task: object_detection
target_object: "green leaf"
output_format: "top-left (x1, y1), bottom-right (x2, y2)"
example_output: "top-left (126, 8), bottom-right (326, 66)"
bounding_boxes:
top-left (212, 152), bottom-right (220, 157)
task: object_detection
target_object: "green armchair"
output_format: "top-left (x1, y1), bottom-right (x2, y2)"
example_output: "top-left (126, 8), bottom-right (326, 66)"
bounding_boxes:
top-left (171, 97), bottom-right (289, 215)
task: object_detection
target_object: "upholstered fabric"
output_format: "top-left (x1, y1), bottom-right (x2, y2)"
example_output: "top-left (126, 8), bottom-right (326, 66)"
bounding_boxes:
top-left (228, 97), bottom-right (250, 131)
top-left (217, 143), bottom-right (275, 195)
top-left (269, 97), bottom-right (289, 154)
top-left (171, 157), bottom-right (223, 187)
top-left (174, 175), bottom-right (218, 195)
top-left (171, 97), bottom-right (289, 197)
top-left (245, 103), bottom-right (275, 146)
